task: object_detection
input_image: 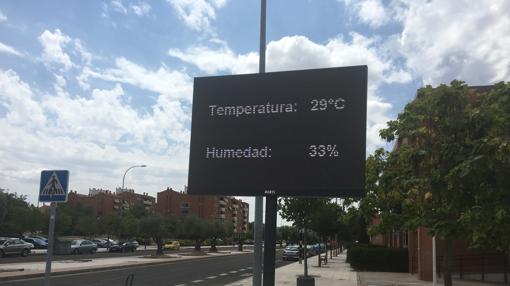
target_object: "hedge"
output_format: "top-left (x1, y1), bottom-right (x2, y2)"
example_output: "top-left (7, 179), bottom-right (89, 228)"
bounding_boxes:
top-left (346, 245), bottom-right (408, 272)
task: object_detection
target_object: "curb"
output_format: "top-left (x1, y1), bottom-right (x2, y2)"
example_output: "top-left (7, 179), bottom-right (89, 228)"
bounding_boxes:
top-left (0, 251), bottom-right (252, 282)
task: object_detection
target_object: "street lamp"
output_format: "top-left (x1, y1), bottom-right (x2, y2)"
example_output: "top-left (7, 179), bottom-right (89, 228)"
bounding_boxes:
top-left (121, 164), bottom-right (147, 190)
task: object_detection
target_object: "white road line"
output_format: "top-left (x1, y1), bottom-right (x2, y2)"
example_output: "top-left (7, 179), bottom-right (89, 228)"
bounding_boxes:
top-left (229, 270), bottom-right (238, 274)
top-left (206, 276), bottom-right (217, 279)
top-left (191, 280), bottom-right (203, 283)
top-left (238, 268), bottom-right (246, 271)
top-left (174, 284), bottom-right (186, 286)
top-left (240, 273), bottom-right (252, 277)
top-left (219, 273), bottom-right (228, 276)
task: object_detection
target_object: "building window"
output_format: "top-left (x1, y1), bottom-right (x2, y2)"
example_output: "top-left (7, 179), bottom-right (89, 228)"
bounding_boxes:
top-left (181, 202), bottom-right (190, 215)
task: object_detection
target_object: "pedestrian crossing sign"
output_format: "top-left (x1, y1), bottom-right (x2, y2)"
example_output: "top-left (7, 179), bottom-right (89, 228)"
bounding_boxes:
top-left (39, 170), bottom-right (69, 202)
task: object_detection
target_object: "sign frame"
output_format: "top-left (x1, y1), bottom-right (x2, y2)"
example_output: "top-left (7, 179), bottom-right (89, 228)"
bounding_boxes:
top-left (188, 66), bottom-right (367, 198)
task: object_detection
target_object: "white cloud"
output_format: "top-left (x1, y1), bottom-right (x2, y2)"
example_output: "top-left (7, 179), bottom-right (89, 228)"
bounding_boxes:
top-left (77, 57), bottom-right (192, 102)
top-left (38, 29), bottom-right (73, 70)
top-left (111, 0), bottom-right (128, 14)
top-left (0, 69), bottom-right (46, 128)
top-left (168, 40), bottom-right (258, 74)
top-left (340, 0), bottom-right (391, 28)
top-left (131, 2), bottom-right (151, 16)
top-left (169, 34), bottom-right (408, 153)
top-left (0, 10), bottom-right (7, 22)
top-left (167, 0), bottom-right (227, 32)
top-left (104, 1), bottom-right (151, 17)
top-left (0, 68), bottom-right (190, 203)
top-left (0, 41), bottom-right (23, 57)
top-left (396, 0), bottom-right (510, 85)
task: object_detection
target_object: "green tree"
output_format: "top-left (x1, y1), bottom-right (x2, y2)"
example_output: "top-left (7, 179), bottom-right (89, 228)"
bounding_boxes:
top-left (278, 198), bottom-right (329, 277)
top-left (138, 215), bottom-right (177, 255)
top-left (0, 189), bottom-right (47, 235)
top-left (310, 201), bottom-right (341, 266)
top-left (209, 221), bottom-right (232, 252)
top-left (128, 204), bottom-right (148, 219)
top-left (375, 81), bottom-right (510, 286)
top-left (75, 216), bottom-right (99, 238)
top-left (119, 214), bottom-right (139, 239)
top-left (100, 213), bottom-right (121, 242)
top-left (176, 216), bottom-right (213, 251)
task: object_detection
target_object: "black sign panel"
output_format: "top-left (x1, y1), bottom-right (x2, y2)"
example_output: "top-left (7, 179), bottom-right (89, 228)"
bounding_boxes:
top-left (188, 66), bottom-right (367, 197)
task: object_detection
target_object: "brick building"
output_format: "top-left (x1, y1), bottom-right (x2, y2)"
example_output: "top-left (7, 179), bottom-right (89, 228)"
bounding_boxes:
top-left (67, 188), bottom-right (156, 215)
top-left (156, 188), bottom-right (249, 234)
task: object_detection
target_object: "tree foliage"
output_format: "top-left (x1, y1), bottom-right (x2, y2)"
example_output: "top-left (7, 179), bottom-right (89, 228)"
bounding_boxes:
top-left (363, 81), bottom-right (510, 286)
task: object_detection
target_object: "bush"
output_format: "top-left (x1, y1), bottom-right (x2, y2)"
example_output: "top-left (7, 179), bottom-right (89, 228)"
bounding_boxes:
top-left (346, 245), bottom-right (408, 272)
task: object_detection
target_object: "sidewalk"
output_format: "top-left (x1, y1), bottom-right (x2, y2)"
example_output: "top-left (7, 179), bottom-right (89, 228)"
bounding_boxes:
top-left (226, 252), bottom-right (358, 286)
top-left (0, 250), bottom-right (251, 281)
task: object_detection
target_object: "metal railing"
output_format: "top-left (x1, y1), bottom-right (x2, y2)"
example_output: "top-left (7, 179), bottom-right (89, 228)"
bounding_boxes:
top-left (437, 253), bottom-right (508, 283)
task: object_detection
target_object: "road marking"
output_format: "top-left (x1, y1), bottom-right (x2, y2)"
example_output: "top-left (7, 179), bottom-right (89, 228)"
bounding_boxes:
top-left (206, 276), bottom-right (217, 279)
top-left (238, 268), bottom-right (246, 271)
top-left (219, 273), bottom-right (228, 276)
top-left (174, 284), bottom-right (186, 286)
top-left (240, 273), bottom-right (252, 277)
top-left (229, 270), bottom-right (238, 274)
top-left (191, 280), bottom-right (203, 283)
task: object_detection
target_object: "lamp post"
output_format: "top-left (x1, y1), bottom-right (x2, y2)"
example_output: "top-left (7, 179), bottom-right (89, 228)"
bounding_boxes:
top-left (122, 164), bottom-right (147, 190)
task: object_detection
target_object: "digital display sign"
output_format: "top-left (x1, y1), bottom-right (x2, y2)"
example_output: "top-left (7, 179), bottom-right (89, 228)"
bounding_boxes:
top-left (188, 66), bottom-right (367, 197)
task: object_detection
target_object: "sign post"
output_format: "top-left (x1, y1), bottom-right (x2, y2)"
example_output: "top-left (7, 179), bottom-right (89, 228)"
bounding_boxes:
top-left (39, 170), bottom-right (69, 286)
top-left (254, 0), bottom-right (267, 284)
top-left (188, 66), bottom-right (367, 285)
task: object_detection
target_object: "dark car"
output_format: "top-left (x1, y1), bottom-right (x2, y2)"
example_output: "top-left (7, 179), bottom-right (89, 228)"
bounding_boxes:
top-left (91, 239), bottom-right (109, 248)
top-left (0, 238), bottom-right (33, 257)
top-left (282, 245), bottom-right (301, 261)
top-left (70, 239), bottom-right (98, 254)
top-left (109, 240), bottom-right (139, 252)
top-left (22, 237), bottom-right (48, 249)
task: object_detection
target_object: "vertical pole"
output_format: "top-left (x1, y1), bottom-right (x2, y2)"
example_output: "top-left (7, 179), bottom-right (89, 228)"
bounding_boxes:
top-left (44, 202), bottom-right (57, 286)
top-left (432, 236), bottom-right (437, 286)
top-left (303, 227), bottom-right (308, 277)
top-left (263, 195), bottom-right (277, 286)
top-left (253, 197), bottom-right (264, 286)
top-left (253, 0), bottom-right (266, 285)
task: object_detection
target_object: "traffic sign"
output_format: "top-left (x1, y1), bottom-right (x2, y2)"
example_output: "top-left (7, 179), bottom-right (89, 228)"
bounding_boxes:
top-left (39, 170), bottom-right (69, 202)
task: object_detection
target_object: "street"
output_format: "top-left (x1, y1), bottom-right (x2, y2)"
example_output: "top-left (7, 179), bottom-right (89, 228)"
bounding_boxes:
top-left (0, 251), bottom-right (289, 286)
top-left (0, 246), bottom-right (252, 264)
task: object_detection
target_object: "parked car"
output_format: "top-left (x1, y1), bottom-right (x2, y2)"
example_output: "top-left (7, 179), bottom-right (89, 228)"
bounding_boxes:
top-left (282, 245), bottom-right (301, 261)
top-left (22, 237), bottom-right (48, 249)
top-left (70, 239), bottom-right (97, 254)
top-left (163, 240), bottom-right (180, 250)
top-left (109, 240), bottom-right (138, 252)
top-left (0, 238), bottom-right (33, 257)
top-left (32, 236), bottom-right (48, 243)
top-left (91, 239), bottom-right (109, 248)
top-left (306, 245), bottom-right (316, 256)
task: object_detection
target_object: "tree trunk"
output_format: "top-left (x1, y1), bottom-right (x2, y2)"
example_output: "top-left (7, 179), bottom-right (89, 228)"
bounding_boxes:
top-left (443, 238), bottom-right (453, 286)
top-left (210, 237), bottom-right (217, 252)
top-left (195, 239), bottom-right (202, 251)
top-left (156, 238), bottom-right (164, 256)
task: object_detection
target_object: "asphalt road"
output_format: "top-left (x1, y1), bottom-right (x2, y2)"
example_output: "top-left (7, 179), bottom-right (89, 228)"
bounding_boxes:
top-left (0, 251), bottom-right (290, 286)
top-left (0, 246), bottom-right (252, 264)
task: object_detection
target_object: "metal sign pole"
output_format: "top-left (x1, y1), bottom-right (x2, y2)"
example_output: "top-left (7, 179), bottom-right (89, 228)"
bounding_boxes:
top-left (44, 202), bottom-right (57, 286)
top-left (263, 195), bottom-right (277, 286)
top-left (253, 0), bottom-right (266, 285)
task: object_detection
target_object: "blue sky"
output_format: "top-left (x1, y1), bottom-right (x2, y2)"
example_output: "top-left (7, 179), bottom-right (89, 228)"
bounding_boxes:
top-left (1, 0), bottom-right (509, 223)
